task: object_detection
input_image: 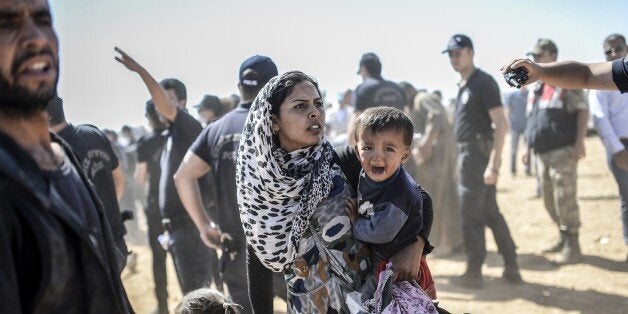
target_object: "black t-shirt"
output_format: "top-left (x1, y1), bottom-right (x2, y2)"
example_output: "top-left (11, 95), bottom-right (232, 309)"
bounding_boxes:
top-left (159, 109), bottom-right (203, 218)
top-left (612, 56), bottom-right (628, 93)
top-left (189, 103), bottom-right (250, 242)
top-left (353, 77), bottom-right (407, 111)
top-left (136, 129), bottom-right (166, 209)
top-left (453, 69), bottom-right (502, 142)
top-left (56, 124), bottom-right (122, 230)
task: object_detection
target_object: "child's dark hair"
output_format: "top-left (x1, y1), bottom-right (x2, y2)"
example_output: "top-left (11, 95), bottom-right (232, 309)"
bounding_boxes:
top-left (174, 288), bottom-right (241, 314)
top-left (354, 106), bottom-right (414, 147)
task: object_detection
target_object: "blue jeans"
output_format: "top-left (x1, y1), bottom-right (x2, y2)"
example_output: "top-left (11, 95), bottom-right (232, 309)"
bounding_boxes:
top-left (609, 153), bottom-right (628, 244)
top-left (457, 141), bottom-right (518, 272)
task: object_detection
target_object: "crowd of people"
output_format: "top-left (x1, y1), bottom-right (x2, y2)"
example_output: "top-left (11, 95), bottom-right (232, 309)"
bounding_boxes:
top-left (1, 0), bottom-right (627, 313)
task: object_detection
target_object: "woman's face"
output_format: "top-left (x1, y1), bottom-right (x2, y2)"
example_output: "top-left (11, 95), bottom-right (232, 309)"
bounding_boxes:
top-left (272, 81), bottom-right (325, 152)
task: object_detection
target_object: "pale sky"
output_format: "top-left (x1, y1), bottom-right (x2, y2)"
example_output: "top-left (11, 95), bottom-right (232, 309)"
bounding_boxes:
top-left (50, 0), bottom-right (626, 131)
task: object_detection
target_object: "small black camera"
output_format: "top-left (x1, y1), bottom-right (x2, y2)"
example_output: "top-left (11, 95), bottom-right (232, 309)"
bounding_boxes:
top-left (504, 67), bottom-right (529, 89)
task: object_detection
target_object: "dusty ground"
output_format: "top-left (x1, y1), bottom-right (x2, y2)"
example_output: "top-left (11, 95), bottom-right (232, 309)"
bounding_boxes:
top-left (122, 135), bottom-right (628, 313)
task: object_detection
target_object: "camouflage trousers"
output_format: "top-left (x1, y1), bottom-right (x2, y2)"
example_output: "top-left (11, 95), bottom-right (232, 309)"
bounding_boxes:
top-left (537, 145), bottom-right (581, 232)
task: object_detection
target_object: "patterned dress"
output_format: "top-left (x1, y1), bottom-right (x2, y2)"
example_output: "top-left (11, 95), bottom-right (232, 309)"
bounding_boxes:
top-left (285, 164), bottom-right (371, 313)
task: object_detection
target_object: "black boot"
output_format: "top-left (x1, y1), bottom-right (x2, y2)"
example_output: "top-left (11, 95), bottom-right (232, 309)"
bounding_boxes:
top-left (542, 231), bottom-right (566, 253)
top-left (553, 231), bottom-right (582, 265)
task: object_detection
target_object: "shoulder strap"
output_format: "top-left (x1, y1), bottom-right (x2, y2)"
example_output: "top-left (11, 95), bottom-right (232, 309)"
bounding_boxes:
top-left (332, 145), bottom-right (361, 193)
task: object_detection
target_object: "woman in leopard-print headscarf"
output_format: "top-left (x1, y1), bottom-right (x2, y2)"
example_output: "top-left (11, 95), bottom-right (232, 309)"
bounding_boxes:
top-left (237, 71), bottom-right (425, 313)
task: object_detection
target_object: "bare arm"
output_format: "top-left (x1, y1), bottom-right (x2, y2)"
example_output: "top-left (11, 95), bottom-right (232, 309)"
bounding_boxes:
top-left (390, 236), bottom-right (425, 281)
top-left (502, 59), bottom-right (616, 91)
top-left (134, 162), bottom-right (147, 186)
top-left (572, 109), bottom-right (588, 160)
top-left (111, 165), bottom-right (125, 202)
top-left (114, 47), bottom-right (178, 121)
top-left (485, 106), bottom-right (508, 185)
top-left (173, 151), bottom-right (221, 249)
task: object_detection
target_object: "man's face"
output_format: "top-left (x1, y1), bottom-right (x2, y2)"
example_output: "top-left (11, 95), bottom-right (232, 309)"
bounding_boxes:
top-left (532, 50), bottom-right (556, 64)
top-left (448, 47), bottom-right (473, 73)
top-left (603, 39), bottom-right (627, 61)
top-left (197, 108), bottom-right (215, 124)
top-left (0, 0), bottom-right (58, 117)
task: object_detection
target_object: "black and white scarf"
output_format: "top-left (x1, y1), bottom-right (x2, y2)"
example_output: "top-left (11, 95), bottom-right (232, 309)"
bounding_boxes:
top-left (236, 76), bottom-right (335, 272)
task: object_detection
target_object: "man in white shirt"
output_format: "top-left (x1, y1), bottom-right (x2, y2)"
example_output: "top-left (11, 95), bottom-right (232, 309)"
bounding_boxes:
top-left (589, 33), bottom-right (628, 262)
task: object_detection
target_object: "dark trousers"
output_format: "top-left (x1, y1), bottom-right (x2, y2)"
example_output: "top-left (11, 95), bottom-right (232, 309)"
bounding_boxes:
top-left (168, 219), bottom-right (214, 294)
top-left (145, 205), bottom-right (168, 309)
top-left (247, 245), bottom-right (288, 314)
top-left (457, 141), bottom-right (518, 272)
top-left (219, 242), bottom-right (253, 313)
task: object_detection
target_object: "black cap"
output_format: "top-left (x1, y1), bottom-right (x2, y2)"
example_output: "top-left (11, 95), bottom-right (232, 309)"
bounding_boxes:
top-left (193, 94), bottom-right (222, 111)
top-left (357, 52), bottom-right (382, 75)
top-left (239, 55), bottom-right (278, 87)
top-left (442, 34), bottom-right (473, 53)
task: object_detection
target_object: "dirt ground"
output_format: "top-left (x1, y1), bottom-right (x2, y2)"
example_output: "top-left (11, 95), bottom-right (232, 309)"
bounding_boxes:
top-left (122, 135), bottom-right (628, 314)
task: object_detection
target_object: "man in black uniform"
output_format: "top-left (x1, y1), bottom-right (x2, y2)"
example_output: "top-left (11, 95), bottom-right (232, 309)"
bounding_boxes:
top-left (346, 52), bottom-right (406, 145)
top-left (47, 96), bottom-right (128, 271)
top-left (115, 47), bottom-right (208, 294)
top-left (0, 0), bottom-right (132, 312)
top-left (444, 34), bottom-right (521, 288)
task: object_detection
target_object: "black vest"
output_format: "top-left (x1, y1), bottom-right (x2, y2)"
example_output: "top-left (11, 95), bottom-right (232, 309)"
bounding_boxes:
top-left (525, 84), bottom-right (578, 154)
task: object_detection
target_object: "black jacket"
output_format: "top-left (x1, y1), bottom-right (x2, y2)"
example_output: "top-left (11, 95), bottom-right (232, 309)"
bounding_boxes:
top-left (0, 131), bottom-right (133, 313)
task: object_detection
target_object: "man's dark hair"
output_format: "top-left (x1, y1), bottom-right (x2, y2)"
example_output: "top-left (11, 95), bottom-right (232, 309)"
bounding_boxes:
top-left (267, 71), bottom-right (322, 116)
top-left (354, 106), bottom-right (414, 147)
top-left (46, 95), bottom-right (66, 126)
top-left (605, 33), bottom-right (626, 46)
top-left (174, 288), bottom-right (240, 314)
top-left (160, 78), bottom-right (187, 101)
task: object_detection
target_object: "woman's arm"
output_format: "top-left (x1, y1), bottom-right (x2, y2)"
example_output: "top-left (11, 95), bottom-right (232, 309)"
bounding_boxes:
top-left (390, 236), bottom-right (425, 281)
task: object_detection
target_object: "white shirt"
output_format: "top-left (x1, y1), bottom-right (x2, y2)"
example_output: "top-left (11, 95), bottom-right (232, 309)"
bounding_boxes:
top-left (589, 89), bottom-right (628, 154)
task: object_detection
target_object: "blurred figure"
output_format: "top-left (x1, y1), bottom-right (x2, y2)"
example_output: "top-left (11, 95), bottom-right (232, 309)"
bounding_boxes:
top-left (408, 92), bottom-right (463, 256)
top-left (589, 33), bottom-right (628, 262)
top-left (194, 94), bottom-right (224, 126)
top-left (524, 39), bottom-right (588, 265)
top-left (444, 34), bottom-right (521, 288)
top-left (503, 86), bottom-right (529, 176)
top-left (47, 96), bottom-right (129, 271)
top-left (327, 88), bottom-right (353, 142)
top-left (398, 81), bottom-right (421, 130)
top-left (134, 101), bottom-right (170, 313)
top-left (346, 52), bottom-right (406, 144)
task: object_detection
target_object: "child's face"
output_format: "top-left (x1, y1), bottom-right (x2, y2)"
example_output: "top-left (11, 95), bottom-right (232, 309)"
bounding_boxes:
top-left (356, 128), bottom-right (410, 182)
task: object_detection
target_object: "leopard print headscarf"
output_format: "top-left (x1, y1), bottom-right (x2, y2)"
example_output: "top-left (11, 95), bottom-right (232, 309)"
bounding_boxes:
top-left (236, 74), bottom-right (335, 272)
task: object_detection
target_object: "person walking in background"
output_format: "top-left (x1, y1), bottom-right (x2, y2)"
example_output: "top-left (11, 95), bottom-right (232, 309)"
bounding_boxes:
top-left (589, 33), bottom-right (628, 262)
top-left (503, 86), bottom-right (530, 176)
top-left (444, 34), bottom-right (521, 288)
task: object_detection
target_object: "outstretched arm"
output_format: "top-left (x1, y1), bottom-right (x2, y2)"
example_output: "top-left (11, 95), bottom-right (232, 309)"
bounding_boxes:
top-left (501, 59), bottom-right (616, 91)
top-left (114, 47), bottom-right (178, 121)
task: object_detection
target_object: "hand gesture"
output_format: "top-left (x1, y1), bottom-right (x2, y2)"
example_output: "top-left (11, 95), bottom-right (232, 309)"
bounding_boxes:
top-left (344, 197), bottom-right (359, 223)
top-left (114, 47), bottom-right (144, 73)
top-left (199, 224), bottom-right (222, 250)
top-left (501, 58), bottom-right (542, 87)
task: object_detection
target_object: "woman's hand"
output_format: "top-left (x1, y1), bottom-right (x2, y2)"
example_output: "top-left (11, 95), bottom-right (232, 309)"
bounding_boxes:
top-left (390, 236), bottom-right (425, 281)
top-left (344, 197), bottom-right (359, 223)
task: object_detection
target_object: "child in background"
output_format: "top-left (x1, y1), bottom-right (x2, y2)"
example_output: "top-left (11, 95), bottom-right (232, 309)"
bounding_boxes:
top-left (175, 288), bottom-right (241, 314)
top-left (345, 106), bottom-right (437, 313)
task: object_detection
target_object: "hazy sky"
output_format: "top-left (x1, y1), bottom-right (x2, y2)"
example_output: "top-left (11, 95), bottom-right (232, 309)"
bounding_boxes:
top-left (50, 0), bottom-right (626, 130)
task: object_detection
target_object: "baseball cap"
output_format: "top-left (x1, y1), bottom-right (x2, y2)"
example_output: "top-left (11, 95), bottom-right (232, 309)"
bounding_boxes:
top-left (193, 94), bottom-right (222, 112)
top-left (357, 52), bottom-right (382, 75)
top-left (239, 55), bottom-right (278, 87)
top-left (442, 34), bottom-right (473, 53)
top-left (527, 38), bottom-right (558, 56)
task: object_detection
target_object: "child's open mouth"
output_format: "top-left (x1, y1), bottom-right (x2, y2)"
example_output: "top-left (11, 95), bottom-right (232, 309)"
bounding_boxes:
top-left (371, 166), bottom-right (385, 174)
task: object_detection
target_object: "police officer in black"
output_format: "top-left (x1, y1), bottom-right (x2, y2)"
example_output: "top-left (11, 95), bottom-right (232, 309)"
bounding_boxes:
top-left (444, 34), bottom-right (522, 288)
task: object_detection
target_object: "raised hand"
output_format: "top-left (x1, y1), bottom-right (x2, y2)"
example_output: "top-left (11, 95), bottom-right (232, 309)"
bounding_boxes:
top-left (114, 47), bottom-right (144, 73)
